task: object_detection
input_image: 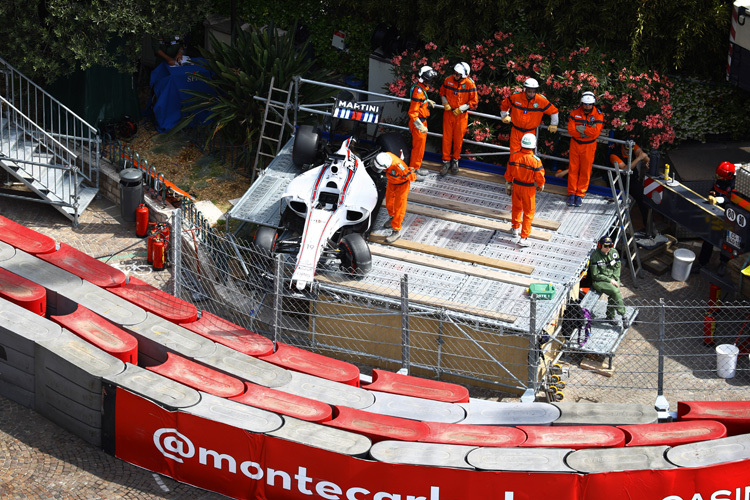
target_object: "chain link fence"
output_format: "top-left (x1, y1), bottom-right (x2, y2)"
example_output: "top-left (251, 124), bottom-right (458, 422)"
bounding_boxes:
top-left (171, 209), bottom-right (750, 409)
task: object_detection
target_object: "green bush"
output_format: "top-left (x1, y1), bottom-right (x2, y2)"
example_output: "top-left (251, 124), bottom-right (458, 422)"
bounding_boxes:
top-left (670, 79), bottom-right (750, 143)
top-left (307, 16), bottom-right (376, 82)
top-left (172, 21), bottom-right (333, 172)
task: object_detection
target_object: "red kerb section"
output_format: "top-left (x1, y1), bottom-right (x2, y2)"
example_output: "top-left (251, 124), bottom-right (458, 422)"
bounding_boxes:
top-left (109, 276), bottom-right (197, 324)
top-left (51, 305), bottom-right (138, 364)
top-left (364, 368), bottom-right (470, 403)
top-left (258, 342), bottom-right (360, 386)
top-left (230, 382), bottom-right (332, 423)
top-left (182, 311), bottom-right (273, 357)
top-left (38, 243), bottom-right (126, 288)
top-left (147, 352), bottom-right (245, 398)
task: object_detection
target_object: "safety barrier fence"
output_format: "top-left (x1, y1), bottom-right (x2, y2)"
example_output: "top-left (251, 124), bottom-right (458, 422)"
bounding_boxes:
top-left (171, 210), bottom-right (750, 405)
top-left (102, 138), bottom-right (175, 205)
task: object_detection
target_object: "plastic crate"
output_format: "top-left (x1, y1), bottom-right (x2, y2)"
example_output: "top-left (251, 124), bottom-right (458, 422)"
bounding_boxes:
top-left (528, 283), bottom-right (556, 299)
top-left (736, 164), bottom-right (750, 198)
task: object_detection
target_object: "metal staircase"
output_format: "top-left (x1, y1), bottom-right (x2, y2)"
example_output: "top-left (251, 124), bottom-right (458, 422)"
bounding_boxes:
top-left (0, 57), bottom-right (100, 226)
top-left (605, 142), bottom-right (642, 287)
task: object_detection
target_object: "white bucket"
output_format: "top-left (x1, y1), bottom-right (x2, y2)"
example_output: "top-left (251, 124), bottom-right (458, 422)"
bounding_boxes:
top-left (671, 248), bottom-right (696, 281)
top-left (716, 344), bottom-right (739, 379)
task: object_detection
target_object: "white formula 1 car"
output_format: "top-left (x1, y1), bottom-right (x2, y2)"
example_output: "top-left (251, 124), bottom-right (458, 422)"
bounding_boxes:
top-left (252, 123), bottom-right (409, 291)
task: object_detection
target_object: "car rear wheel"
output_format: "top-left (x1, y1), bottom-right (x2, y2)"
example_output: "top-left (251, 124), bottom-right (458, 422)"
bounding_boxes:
top-left (292, 125), bottom-right (320, 169)
top-left (338, 233), bottom-right (372, 277)
top-left (376, 132), bottom-right (411, 166)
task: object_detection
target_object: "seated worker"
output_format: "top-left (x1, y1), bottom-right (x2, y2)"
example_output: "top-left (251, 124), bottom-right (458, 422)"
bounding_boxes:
top-left (609, 141), bottom-right (650, 233)
top-left (695, 161), bottom-right (736, 276)
top-left (589, 236), bottom-right (628, 330)
top-left (152, 34), bottom-right (185, 66)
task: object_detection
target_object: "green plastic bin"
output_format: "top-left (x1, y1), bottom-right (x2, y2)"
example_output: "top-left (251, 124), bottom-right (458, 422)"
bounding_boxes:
top-left (528, 283), bottom-right (556, 299)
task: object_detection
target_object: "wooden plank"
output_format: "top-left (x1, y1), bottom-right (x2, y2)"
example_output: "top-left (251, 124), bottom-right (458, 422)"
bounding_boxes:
top-left (406, 203), bottom-right (551, 241)
top-left (407, 193), bottom-right (561, 231)
top-left (370, 245), bottom-right (536, 287)
top-left (422, 159), bottom-right (569, 196)
top-left (369, 234), bottom-right (534, 275)
top-left (316, 274), bottom-right (518, 323)
top-left (579, 357), bottom-right (614, 377)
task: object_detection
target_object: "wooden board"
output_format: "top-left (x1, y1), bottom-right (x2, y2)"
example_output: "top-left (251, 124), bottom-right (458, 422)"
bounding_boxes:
top-left (316, 274), bottom-right (518, 323)
top-left (406, 203), bottom-right (552, 241)
top-left (369, 234), bottom-right (534, 275)
top-left (370, 245), bottom-right (536, 287)
top-left (407, 192), bottom-right (561, 231)
top-left (642, 255), bottom-right (671, 276)
top-left (579, 357), bottom-right (614, 377)
top-left (422, 159), bottom-right (569, 196)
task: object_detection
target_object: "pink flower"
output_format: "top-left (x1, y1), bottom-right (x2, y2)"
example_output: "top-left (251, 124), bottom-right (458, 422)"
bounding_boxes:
top-left (425, 42), bottom-right (437, 50)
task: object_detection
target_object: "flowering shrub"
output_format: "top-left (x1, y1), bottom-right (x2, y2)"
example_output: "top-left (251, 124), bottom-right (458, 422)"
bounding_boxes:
top-left (388, 34), bottom-right (676, 156)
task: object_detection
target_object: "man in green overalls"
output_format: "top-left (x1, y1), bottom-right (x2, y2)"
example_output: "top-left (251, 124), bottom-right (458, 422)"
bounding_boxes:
top-left (589, 236), bottom-right (628, 329)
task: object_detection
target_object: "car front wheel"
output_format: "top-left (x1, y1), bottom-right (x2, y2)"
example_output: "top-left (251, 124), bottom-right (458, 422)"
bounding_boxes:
top-left (338, 233), bottom-right (372, 277)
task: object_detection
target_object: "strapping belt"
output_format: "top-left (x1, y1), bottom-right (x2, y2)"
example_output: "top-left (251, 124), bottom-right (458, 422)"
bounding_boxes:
top-left (512, 124), bottom-right (535, 133)
top-left (513, 179), bottom-right (535, 187)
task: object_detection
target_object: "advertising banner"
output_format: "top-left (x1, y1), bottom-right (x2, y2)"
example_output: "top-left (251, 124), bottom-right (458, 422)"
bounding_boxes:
top-left (115, 388), bottom-right (750, 500)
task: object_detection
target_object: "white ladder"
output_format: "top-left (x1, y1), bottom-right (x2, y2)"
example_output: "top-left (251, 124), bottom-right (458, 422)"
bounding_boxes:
top-left (606, 164), bottom-right (642, 286)
top-left (252, 77), bottom-right (295, 182)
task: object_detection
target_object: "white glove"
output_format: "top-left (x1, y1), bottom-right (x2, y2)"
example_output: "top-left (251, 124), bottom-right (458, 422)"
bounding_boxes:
top-left (501, 115), bottom-right (511, 124)
top-left (575, 125), bottom-right (586, 134)
top-left (426, 99), bottom-right (435, 108)
top-left (536, 184), bottom-right (544, 193)
top-left (505, 183), bottom-right (512, 196)
top-left (415, 121), bottom-right (427, 133)
top-left (548, 124), bottom-right (558, 133)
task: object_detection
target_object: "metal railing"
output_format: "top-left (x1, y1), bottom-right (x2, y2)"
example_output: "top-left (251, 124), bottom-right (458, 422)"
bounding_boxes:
top-left (0, 95), bottom-right (81, 207)
top-left (0, 56), bottom-right (100, 187)
top-left (171, 208), bottom-right (750, 405)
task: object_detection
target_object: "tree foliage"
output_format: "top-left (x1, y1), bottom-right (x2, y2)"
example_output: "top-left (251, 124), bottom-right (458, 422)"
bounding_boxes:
top-left (173, 22), bottom-right (334, 169)
top-left (0, 0), bottom-right (212, 83)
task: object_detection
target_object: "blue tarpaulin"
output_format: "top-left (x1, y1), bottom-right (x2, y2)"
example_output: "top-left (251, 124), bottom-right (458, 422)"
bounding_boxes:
top-left (149, 58), bottom-right (212, 132)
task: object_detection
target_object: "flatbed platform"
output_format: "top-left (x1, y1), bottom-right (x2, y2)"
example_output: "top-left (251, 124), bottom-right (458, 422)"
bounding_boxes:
top-left (229, 137), bottom-right (621, 334)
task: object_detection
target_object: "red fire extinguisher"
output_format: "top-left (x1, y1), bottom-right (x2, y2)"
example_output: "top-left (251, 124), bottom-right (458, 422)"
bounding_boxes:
top-left (703, 314), bottom-right (716, 346)
top-left (136, 204), bottom-right (149, 237)
top-left (147, 226), bottom-right (157, 264)
top-left (152, 237), bottom-right (166, 270)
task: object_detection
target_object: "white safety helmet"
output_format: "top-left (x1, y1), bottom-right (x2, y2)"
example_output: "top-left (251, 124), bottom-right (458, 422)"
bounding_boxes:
top-left (581, 91), bottom-right (596, 105)
top-left (523, 78), bottom-right (539, 89)
top-left (454, 62), bottom-right (470, 79)
top-left (520, 133), bottom-right (537, 150)
top-left (418, 65), bottom-right (438, 86)
top-left (374, 152), bottom-right (392, 172)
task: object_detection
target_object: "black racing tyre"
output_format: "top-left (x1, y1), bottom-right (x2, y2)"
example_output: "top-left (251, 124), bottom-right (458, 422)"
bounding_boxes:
top-left (338, 233), bottom-right (372, 277)
top-left (252, 225), bottom-right (278, 271)
top-left (376, 132), bottom-right (410, 166)
top-left (292, 125), bottom-right (320, 168)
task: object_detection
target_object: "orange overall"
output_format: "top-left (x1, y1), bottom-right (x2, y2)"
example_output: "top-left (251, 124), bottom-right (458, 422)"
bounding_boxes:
top-left (439, 75), bottom-right (478, 161)
top-left (500, 92), bottom-right (558, 152)
top-left (408, 82), bottom-right (431, 171)
top-left (505, 149), bottom-right (545, 239)
top-left (384, 152), bottom-right (416, 231)
top-left (567, 105), bottom-right (604, 197)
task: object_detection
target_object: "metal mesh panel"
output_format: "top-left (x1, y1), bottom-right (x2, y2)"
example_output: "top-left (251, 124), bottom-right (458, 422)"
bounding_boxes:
top-left (174, 210), bottom-right (750, 407)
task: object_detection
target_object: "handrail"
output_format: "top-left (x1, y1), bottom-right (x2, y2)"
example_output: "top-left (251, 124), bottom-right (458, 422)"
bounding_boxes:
top-left (0, 56), bottom-right (97, 135)
top-left (0, 96), bottom-right (78, 159)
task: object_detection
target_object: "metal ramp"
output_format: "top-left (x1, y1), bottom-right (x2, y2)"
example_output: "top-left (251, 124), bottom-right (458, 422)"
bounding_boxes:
top-left (0, 57), bottom-right (100, 226)
top-left (252, 77), bottom-right (295, 183)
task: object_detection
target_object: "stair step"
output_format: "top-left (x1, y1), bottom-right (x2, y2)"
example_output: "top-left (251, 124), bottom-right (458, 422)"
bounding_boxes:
top-left (58, 186), bottom-right (99, 217)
